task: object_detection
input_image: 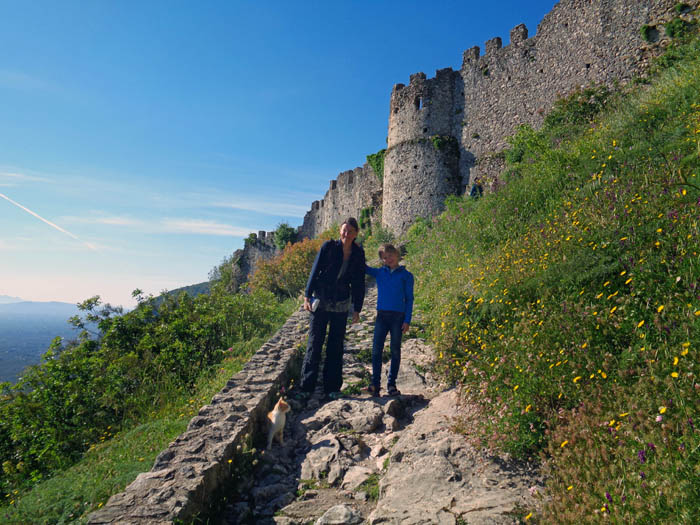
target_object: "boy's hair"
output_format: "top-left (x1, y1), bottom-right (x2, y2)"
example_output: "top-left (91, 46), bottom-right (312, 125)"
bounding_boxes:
top-left (378, 243), bottom-right (400, 260)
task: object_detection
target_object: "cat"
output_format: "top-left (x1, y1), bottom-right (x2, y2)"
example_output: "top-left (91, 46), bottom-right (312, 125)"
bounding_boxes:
top-left (266, 397), bottom-right (290, 449)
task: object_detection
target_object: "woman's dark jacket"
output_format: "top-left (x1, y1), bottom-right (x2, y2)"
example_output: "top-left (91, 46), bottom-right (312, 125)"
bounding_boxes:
top-left (305, 240), bottom-right (366, 313)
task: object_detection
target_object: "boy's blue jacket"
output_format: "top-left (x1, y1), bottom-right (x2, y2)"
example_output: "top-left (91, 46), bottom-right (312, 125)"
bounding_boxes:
top-left (365, 264), bottom-right (414, 324)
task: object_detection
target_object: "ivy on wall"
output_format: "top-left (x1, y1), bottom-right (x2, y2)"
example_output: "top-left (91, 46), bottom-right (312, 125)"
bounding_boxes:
top-left (366, 148), bottom-right (386, 183)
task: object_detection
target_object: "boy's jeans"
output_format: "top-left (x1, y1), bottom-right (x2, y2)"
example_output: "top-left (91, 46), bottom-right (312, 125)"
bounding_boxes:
top-left (372, 310), bottom-right (404, 389)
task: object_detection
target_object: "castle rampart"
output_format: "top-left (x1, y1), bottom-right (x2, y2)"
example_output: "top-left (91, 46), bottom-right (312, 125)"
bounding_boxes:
top-left (379, 0), bottom-right (680, 235)
top-left (298, 162), bottom-right (382, 239)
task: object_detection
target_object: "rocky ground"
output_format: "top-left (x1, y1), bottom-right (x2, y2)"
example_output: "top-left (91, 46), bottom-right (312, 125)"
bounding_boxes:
top-left (221, 286), bottom-right (542, 525)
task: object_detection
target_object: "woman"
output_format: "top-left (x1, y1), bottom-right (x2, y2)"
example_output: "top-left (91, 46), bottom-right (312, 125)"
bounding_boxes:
top-left (298, 217), bottom-right (365, 402)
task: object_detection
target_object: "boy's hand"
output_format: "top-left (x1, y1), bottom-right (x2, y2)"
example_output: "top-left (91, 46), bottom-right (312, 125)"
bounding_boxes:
top-left (402, 323), bottom-right (410, 333)
top-left (352, 312), bottom-right (360, 324)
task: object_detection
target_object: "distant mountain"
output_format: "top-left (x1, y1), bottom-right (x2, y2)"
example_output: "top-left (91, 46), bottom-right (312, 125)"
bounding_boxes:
top-left (0, 294), bottom-right (24, 304)
top-left (0, 300), bottom-right (83, 384)
top-left (153, 281), bottom-right (211, 307)
top-left (0, 301), bottom-right (79, 316)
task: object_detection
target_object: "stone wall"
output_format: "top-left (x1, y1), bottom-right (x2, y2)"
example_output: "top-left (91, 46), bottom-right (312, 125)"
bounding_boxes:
top-left (87, 307), bottom-right (310, 524)
top-left (383, 69), bottom-right (462, 235)
top-left (298, 163), bottom-right (382, 240)
top-left (380, 0), bottom-right (682, 234)
top-left (227, 230), bottom-right (278, 292)
top-left (457, 0), bottom-right (680, 187)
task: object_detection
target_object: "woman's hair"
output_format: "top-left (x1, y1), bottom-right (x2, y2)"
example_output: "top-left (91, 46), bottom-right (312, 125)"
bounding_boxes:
top-left (342, 217), bottom-right (359, 232)
top-left (378, 243), bottom-right (399, 259)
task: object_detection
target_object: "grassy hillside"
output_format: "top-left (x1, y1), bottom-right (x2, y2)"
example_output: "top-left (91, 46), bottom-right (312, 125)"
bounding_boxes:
top-left (406, 30), bottom-right (699, 523)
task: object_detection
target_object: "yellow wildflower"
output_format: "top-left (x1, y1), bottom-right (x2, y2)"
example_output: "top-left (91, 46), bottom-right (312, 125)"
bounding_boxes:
top-left (657, 305), bottom-right (664, 313)
top-left (573, 376), bottom-right (582, 383)
top-left (561, 440), bottom-right (569, 447)
top-left (659, 406), bottom-right (667, 414)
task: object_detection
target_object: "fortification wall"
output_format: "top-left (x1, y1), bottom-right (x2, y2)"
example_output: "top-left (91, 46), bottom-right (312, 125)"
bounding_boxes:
top-left (459, 0), bottom-right (679, 187)
top-left (381, 0), bottom-right (681, 235)
top-left (383, 69), bottom-right (462, 234)
top-left (298, 163), bottom-right (382, 239)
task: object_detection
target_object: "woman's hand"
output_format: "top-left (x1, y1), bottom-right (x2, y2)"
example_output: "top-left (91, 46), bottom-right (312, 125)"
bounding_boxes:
top-left (303, 297), bottom-right (312, 312)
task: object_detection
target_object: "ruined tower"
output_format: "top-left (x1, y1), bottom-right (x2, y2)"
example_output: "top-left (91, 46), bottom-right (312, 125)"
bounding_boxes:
top-left (382, 67), bottom-right (462, 236)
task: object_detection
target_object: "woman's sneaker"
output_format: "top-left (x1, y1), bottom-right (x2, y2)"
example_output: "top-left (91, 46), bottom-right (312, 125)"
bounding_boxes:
top-left (363, 385), bottom-right (381, 397)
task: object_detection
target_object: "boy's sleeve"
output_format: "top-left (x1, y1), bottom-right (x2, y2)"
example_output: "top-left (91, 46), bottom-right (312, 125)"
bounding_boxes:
top-left (365, 264), bottom-right (380, 277)
top-left (403, 272), bottom-right (415, 324)
top-left (305, 241), bottom-right (328, 299)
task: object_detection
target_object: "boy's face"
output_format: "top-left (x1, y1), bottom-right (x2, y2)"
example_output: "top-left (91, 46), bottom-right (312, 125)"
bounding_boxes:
top-left (382, 250), bottom-right (399, 268)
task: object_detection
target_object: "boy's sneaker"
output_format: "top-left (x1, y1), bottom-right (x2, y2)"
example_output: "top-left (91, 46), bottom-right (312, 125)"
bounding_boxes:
top-left (364, 385), bottom-right (381, 397)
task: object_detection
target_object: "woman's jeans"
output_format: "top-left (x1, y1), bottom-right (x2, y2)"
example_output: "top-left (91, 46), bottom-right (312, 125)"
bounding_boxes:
top-left (300, 309), bottom-right (348, 394)
top-left (372, 310), bottom-right (404, 388)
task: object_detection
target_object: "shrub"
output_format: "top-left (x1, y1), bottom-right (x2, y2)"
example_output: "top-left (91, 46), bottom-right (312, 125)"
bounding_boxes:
top-left (0, 285), bottom-right (290, 496)
top-left (665, 17), bottom-right (691, 38)
top-left (248, 226), bottom-right (339, 298)
top-left (430, 134), bottom-right (458, 152)
top-left (273, 223), bottom-right (297, 251)
top-left (640, 24), bottom-right (657, 43)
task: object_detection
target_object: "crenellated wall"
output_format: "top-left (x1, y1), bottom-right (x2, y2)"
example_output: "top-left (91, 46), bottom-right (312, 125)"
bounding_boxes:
top-left (455, 0), bottom-right (680, 192)
top-left (87, 2), bottom-right (696, 521)
top-left (378, 0), bottom-right (683, 235)
top-left (298, 163), bottom-right (382, 239)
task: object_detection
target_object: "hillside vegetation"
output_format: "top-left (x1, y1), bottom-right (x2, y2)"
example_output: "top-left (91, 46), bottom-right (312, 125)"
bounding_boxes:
top-left (406, 30), bottom-right (700, 523)
top-left (1, 284), bottom-right (296, 523)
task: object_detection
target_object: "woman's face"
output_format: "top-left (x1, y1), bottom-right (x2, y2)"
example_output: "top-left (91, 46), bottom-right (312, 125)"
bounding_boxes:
top-left (340, 223), bottom-right (358, 244)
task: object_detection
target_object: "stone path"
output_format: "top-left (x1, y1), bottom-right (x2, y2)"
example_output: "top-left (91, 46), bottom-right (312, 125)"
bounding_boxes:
top-left (221, 286), bottom-right (541, 524)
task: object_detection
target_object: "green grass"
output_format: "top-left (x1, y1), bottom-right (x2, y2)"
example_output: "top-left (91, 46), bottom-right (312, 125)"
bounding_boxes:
top-left (0, 324), bottom-right (294, 524)
top-left (406, 29), bottom-right (700, 524)
top-left (356, 472), bottom-right (381, 501)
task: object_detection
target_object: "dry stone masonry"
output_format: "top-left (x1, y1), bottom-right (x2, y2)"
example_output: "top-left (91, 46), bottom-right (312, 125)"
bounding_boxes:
top-left (295, 0), bottom-right (684, 238)
top-left (87, 307), bottom-right (310, 524)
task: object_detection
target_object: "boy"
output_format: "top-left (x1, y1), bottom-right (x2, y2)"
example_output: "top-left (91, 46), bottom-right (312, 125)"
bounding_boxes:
top-left (364, 243), bottom-right (414, 396)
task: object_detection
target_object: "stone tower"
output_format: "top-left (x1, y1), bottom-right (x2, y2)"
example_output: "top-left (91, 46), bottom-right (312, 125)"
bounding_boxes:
top-left (382, 67), bottom-right (462, 236)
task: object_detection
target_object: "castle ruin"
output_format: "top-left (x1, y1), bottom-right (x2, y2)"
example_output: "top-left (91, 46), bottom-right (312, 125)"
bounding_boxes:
top-left (301, 0), bottom-right (681, 237)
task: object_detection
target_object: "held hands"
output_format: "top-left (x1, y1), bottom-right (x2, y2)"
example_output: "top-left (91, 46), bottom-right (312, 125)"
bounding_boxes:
top-left (402, 322), bottom-right (410, 334)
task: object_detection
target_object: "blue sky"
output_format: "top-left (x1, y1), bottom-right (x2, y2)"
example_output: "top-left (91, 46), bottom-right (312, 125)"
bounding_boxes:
top-left (0, 0), bottom-right (556, 307)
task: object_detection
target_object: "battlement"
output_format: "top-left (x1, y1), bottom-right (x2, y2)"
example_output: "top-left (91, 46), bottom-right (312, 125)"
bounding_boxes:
top-left (298, 162), bottom-right (382, 239)
top-left (384, 0), bottom-right (681, 235)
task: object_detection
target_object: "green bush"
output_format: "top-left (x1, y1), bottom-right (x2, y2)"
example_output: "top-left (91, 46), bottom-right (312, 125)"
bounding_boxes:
top-left (406, 33), bottom-right (700, 523)
top-left (367, 149), bottom-right (386, 183)
top-left (666, 17), bottom-right (691, 38)
top-left (0, 285), bottom-right (291, 498)
top-left (640, 24), bottom-right (656, 42)
top-left (273, 222), bottom-right (298, 251)
top-left (430, 134), bottom-right (458, 152)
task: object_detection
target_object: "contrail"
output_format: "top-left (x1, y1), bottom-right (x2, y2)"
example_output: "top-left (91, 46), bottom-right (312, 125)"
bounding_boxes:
top-left (0, 192), bottom-right (98, 251)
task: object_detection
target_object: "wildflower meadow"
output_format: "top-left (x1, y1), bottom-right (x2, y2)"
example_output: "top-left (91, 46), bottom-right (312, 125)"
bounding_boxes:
top-left (407, 30), bottom-right (700, 523)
